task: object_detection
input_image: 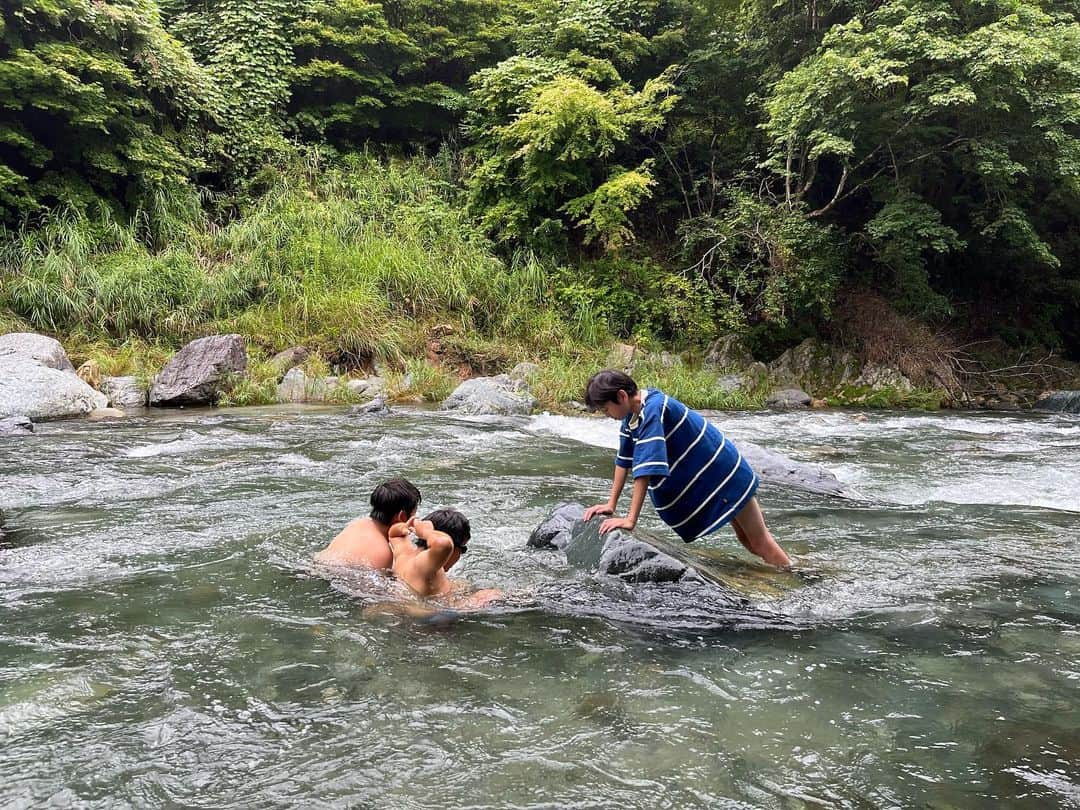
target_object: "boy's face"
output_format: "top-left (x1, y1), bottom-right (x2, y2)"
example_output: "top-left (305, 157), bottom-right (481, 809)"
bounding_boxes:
top-left (601, 390), bottom-right (632, 420)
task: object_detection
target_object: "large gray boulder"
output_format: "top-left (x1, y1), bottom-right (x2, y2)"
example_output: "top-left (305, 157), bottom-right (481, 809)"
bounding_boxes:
top-left (0, 332), bottom-right (75, 372)
top-left (149, 335), bottom-right (247, 406)
top-left (440, 374), bottom-right (537, 415)
top-left (766, 388), bottom-right (812, 409)
top-left (1034, 390), bottom-right (1080, 413)
top-left (100, 376), bottom-right (146, 409)
top-left (0, 355), bottom-right (108, 420)
top-left (529, 503), bottom-right (699, 584)
top-left (0, 415), bottom-right (33, 436)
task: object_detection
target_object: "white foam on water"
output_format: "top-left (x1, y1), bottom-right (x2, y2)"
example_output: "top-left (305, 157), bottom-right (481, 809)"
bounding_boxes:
top-left (528, 413), bottom-right (620, 450)
top-left (527, 411), bottom-right (1080, 512)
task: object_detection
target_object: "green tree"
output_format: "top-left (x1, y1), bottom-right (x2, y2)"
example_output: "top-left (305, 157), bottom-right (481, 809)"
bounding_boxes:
top-left (288, 0), bottom-right (514, 148)
top-left (762, 0), bottom-right (1080, 326)
top-left (0, 0), bottom-right (213, 225)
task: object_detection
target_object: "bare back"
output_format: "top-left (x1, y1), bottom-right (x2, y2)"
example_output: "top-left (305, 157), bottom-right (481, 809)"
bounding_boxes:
top-left (388, 521), bottom-right (455, 597)
top-left (314, 517), bottom-right (393, 569)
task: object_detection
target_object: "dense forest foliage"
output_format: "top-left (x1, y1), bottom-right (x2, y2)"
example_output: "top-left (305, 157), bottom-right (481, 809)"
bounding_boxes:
top-left (2, 0), bottom-right (1078, 363)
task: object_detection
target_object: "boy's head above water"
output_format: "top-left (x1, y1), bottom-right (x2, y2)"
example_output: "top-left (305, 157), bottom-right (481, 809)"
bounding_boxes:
top-left (585, 369), bottom-right (639, 419)
top-left (370, 477), bottom-right (421, 526)
top-left (421, 508), bottom-right (471, 570)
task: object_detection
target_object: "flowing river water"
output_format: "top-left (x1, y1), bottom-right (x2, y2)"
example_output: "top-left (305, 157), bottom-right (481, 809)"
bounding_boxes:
top-left (1, 405), bottom-right (1078, 808)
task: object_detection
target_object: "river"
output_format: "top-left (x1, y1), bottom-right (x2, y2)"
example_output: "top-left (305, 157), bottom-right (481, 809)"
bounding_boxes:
top-left (1, 406), bottom-right (1078, 808)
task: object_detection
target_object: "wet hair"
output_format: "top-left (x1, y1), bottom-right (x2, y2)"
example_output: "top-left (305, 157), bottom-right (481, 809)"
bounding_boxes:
top-left (425, 508), bottom-right (471, 551)
top-left (369, 478), bottom-right (421, 525)
top-left (584, 369), bottom-right (638, 410)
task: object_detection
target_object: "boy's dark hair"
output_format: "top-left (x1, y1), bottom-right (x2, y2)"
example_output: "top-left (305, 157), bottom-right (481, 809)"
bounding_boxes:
top-left (585, 369), bottom-right (638, 410)
top-left (425, 508), bottom-right (471, 550)
top-left (369, 478), bottom-right (421, 525)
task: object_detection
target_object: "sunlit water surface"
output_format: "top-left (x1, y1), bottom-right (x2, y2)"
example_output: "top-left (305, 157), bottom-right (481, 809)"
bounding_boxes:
top-left (1, 406), bottom-right (1078, 808)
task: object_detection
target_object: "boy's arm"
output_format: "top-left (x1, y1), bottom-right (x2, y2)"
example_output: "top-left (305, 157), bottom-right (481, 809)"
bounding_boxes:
top-left (406, 519), bottom-right (455, 585)
top-left (584, 465), bottom-right (629, 520)
top-left (599, 475), bottom-right (649, 534)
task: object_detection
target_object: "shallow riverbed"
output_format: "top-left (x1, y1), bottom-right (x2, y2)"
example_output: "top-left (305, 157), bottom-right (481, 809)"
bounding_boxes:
top-left (2, 406), bottom-right (1078, 808)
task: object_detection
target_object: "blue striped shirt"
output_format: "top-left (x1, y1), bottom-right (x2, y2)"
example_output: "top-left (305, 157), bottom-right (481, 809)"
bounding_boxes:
top-left (616, 389), bottom-right (759, 541)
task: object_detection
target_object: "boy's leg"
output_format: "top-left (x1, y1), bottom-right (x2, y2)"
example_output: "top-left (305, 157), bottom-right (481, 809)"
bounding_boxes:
top-left (731, 497), bottom-right (792, 568)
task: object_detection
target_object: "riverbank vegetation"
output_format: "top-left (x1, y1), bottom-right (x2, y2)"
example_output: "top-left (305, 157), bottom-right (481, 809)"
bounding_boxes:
top-left (2, 0), bottom-right (1078, 409)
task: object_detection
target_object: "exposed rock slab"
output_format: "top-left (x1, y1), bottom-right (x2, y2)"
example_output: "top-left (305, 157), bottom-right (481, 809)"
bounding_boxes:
top-left (739, 440), bottom-right (856, 498)
top-left (149, 335), bottom-right (247, 407)
top-left (0, 356), bottom-right (108, 420)
top-left (0, 332), bottom-right (75, 372)
top-left (440, 374), bottom-right (537, 415)
top-left (1034, 390), bottom-right (1080, 413)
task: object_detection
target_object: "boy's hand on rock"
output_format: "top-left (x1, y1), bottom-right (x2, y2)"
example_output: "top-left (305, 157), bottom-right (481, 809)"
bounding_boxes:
top-left (583, 503), bottom-right (614, 520)
top-left (599, 516), bottom-right (635, 535)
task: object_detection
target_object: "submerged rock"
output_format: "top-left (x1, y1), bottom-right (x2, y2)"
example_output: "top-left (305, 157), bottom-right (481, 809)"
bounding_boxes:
top-left (441, 374), bottom-right (537, 415)
top-left (740, 440), bottom-right (854, 498)
top-left (0, 332), bottom-right (75, 372)
top-left (530, 503), bottom-right (745, 594)
top-left (0, 355), bottom-right (108, 420)
top-left (150, 334), bottom-right (247, 406)
top-left (1034, 390), bottom-right (1080, 413)
top-left (0, 415), bottom-right (33, 436)
top-left (349, 396), bottom-right (390, 416)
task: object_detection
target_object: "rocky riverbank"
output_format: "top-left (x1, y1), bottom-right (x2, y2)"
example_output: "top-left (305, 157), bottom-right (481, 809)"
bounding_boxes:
top-left (2, 330), bottom-right (1079, 432)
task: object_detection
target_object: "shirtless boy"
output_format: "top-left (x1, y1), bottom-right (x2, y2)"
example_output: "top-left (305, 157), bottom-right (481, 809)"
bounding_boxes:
top-left (388, 509), bottom-right (471, 597)
top-left (315, 478), bottom-right (421, 569)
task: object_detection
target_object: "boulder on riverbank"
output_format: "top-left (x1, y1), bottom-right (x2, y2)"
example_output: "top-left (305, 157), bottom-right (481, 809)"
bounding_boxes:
top-left (0, 354), bottom-right (108, 420)
top-left (440, 374), bottom-right (537, 415)
top-left (1034, 390), bottom-right (1080, 413)
top-left (275, 367), bottom-right (347, 403)
top-left (100, 376), bottom-right (146, 409)
top-left (0, 333), bottom-right (75, 372)
top-left (149, 335), bottom-right (247, 407)
top-left (766, 388), bottom-right (812, 409)
top-left (268, 346), bottom-right (310, 381)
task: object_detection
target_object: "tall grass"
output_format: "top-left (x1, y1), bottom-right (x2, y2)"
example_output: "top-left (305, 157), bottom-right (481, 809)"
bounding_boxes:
top-left (0, 153), bottom-right (607, 366)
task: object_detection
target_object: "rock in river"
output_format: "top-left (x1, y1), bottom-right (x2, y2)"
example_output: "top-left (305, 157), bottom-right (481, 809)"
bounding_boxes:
top-left (0, 355), bottom-right (107, 420)
top-left (149, 334), bottom-right (247, 407)
top-left (440, 374), bottom-right (537, 416)
top-left (1034, 390), bottom-right (1080, 413)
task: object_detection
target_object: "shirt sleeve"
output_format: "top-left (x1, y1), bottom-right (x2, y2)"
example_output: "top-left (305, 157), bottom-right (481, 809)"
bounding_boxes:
top-left (631, 402), bottom-right (669, 480)
top-left (615, 426), bottom-right (634, 469)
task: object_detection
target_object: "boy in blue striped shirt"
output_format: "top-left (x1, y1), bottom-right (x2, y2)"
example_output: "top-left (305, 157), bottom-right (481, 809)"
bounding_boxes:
top-left (583, 369), bottom-right (791, 568)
